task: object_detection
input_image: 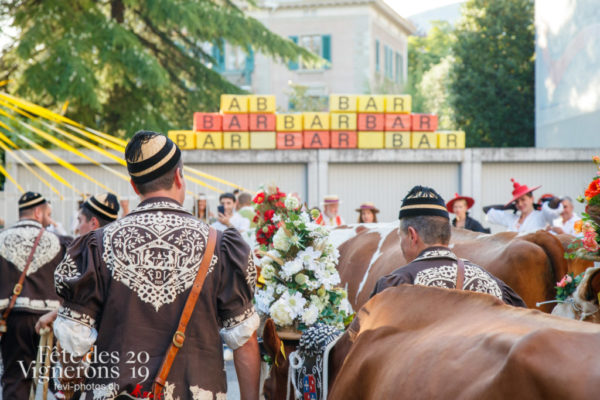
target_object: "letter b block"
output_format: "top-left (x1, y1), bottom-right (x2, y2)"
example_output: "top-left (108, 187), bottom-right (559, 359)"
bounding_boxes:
top-left (196, 132), bottom-right (223, 150)
top-left (276, 114), bottom-right (303, 132)
top-left (249, 114), bottom-right (276, 131)
top-left (220, 95), bottom-right (248, 113)
top-left (411, 132), bottom-right (438, 149)
top-left (303, 131), bottom-right (330, 149)
top-left (168, 131), bottom-right (195, 150)
top-left (249, 95), bottom-right (276, 113)
top-left (329, 95), bottom-right (358, 113)
top-left (437, 131), bottom-right (466, 149)
top-left (385, 132), bottom-right (410, 149)
top-left (223, 132), bottom-right (250, 150)
top-left (222, 114), bottom-right (249, 132)
top-left (411, 114), bottom-right (438, 132)
top-left (193, 113), bottom-right (222, 132)
top-left (276, 132), bottom-right (303, 149)
top-left (357, 131), bottom-right (384, 149)
top-left (331, 131), bottom-right (357, 149)
top-left (357, 114), bottom-right (384, 131)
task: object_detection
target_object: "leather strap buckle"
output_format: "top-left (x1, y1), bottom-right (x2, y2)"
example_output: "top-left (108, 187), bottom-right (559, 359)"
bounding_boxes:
top-left (13, 283), bottom-right (22, 296)
top-left (172, 331), bottom-right (185, 348)
top-left (0, 320), bottom-right (6, 333)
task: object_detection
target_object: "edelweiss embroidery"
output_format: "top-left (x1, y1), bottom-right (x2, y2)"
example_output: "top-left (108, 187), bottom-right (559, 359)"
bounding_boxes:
top-left (414, 264), bottom-right (502, 300)
top-left (55, 254), bottom-right (80, 294)
top-left (0, 224), bottom-right (60, 275)
top-left (59, 305), bottom-right (97, 328)
top-left (222, 305), bottom-right (257, 329)
top-left (103, 208), bottom-right (211, 311)
top-left (245, 253), bottom-right (257, 289)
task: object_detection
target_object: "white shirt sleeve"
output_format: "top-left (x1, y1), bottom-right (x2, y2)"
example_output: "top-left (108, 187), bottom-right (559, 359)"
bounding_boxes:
top-left (220, 312), bottom-right (259, 350)
top-left (541, 201), bottom-right (563, 224)
top-left (53, 315), bottom-right (98, 357)
top-left (486, 208), bottom-right (517, 228)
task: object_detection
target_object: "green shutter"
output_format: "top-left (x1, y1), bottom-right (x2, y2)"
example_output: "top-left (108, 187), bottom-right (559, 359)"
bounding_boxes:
top-left (375, 40), bottom-right (380, 72)
top-left (244, 46), bottom-right (255, 85)
top-left (288, 36), bottom-right (299, 70)
top-left (322, 34), bottom-right (331, 69)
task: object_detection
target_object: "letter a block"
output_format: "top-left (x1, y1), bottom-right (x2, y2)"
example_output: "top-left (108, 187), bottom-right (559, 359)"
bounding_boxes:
top-left (437, 131), bottom-right (466, 149)
top-left (193, 113), bottom-right (222, 132)
top-left (304, 113), bottom-right (330, 131)
top-left (223, 132), bottom-right (250, 150)
top-left (384, 95), bottom-right (412, 114)
top-left (384, 114), bottom-right (411, 131)
top-left (411, 132), bottom-right (438, 149)
top-left (411, 114), bottom-right (438, 132)
top-left (276, 114), bottom-right (303, 132)
top-left (220, 95), bottom-right (248, 113)
top-left (249, 95), bottom-right (276, 113)
top-left (168, 131), bottom-right (195, 150)
top-left (358, 114), bottom-right (384, 131)
top-left (196, 132), bottom-right (223, 150)
top-left (250, 132), bottom-right (276, 150)
top-left (357, 131), bottom-right (384, 149)
top-left (330, 113), bottom-right (357, 131)
top-left (276, 132), bottom-right (303, 149)
top-left (222, 114), bottom-right (249, 132)
top-left (330, 131), bottom-right (357, 149)
top-left (385, 132), bottom-right (410, 149)
top-left (249, 114), bottom-right (276, 131)
top-left (329, 95), bottom-right (358, 113)
top-left (357, 95), bottom-right (384, 112)
top-left (303, 131), bottom-right (330, 149)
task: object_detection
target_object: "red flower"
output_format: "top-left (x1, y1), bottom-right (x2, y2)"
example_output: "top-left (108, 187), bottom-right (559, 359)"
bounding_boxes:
top-left (585, 178), bottom-right (600, 200)
top-left (264, 209), bottom-right (275, 221)
top-left (275, 201), bottom-right (285, 208)
top-left (265, 224), bottom-right (276, 238)
top-left (253, 192), bottom-right (265, 204)
top-left (253, 214), bottom-right (259, 223)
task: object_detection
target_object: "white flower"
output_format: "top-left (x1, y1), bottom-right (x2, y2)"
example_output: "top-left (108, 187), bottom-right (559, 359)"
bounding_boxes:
top-left (301, 304), bottom-right (319, 326)
top-left (298, 247), bottom-right (322, 265)
top-left (273, 228), bottom-right (291, 252)
top-left (275, 284), bottom-right (287, 294)
top-left (284, 195), bottom-right (300, 211)
top-left (289, 234), bottom-right (301, 247)
top-left (310, 295), bottom-right (326, 312)
top-left (269, 298), bottom-right (293, 327)
top-left (287, 291), bottom-right (307, 315)
top-left (255, 287), bottom-right (275, 314)
top-left (261, 264), bottom-right (276, 281)
top-left (281, 259), bottom-right (303, 280)
top-left (339, 298), bottom-right (353, 315)
top-left (294, 273), bottom-right (308, 285)
top-left (272, 214), bottom-right (281, 223)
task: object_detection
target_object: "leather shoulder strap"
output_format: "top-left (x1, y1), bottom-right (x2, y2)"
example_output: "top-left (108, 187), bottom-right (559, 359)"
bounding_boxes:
top-left (456, 258), bottom-right (465, 290)
top-left (152, 227), bottom-right (217, 397)
top-left (0, 227), bottom-right (45, 334)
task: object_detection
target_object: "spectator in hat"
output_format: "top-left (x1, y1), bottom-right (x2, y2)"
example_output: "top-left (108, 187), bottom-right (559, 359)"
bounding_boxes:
top-left (484, 179), bottom-right (562, 233)
top-left (356, 202), bottom-right (379, 223)
top-left (447, 194), bottom-right (490, 233)
top-left (549, 196), bottom-right (580, 236)
top-left (315, 195), bottom-right (345, 226)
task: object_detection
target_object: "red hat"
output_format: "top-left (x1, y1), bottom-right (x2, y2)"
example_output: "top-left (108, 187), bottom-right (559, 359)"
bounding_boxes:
top-left (505, 178), bottom-right (541, 207)
top-left (446, 193), bottom-right (474, 213)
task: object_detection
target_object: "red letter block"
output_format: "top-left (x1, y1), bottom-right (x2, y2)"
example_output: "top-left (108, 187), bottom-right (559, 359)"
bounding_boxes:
top-left (330, 131), bottom-right (357, 149)
top-left (384, 114), bottom-right (411, 131)
top-left (303, 131), bottom-right (330, 149)
top-left (193, 113), bottom-right (222, 132)
top-left (249, 114), bottom-right (276, 131)
top-left (410, 114), bottom-right (438, 132)
top-left (222, 114), bottom-right (249, 131)
top-left (276, 132), bottom-right (303, 149)
top-left (357, 114), bottom-right (384, 131)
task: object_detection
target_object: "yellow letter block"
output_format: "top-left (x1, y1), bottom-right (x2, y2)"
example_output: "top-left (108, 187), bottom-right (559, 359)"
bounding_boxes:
top-left (276, 114), bottom-right (303, 132)
top-left (249, 95), bottom-right (276, 113)
top-left (220, 95), bottom-right (249, 113)
top-left (329, 95), bottom-right (358, 113)
top-left (357, 131), bottom-right (384, 149)
top-left (223, 132), bottom-right (250, 150)
top-left (168, 131), bottom-right (195, 150)
top-left (437, 131), bottom-right (466, 149)
top-left (385, 132), bottom-right (410, 149)
top-left (384, 95), bottom-right (412, 114)
top-left (250, 132), bottom-right (276, 150)
top-left (330, 113), bottom-right (357, 130)
top-left (304, 112), bottom-right (330, 131)
top-left (196, 132), bottom-right (223, 150)
top-left (411, 132), bottom-right (438, 149)
top-left (357, 95), bottom-right (384, 112)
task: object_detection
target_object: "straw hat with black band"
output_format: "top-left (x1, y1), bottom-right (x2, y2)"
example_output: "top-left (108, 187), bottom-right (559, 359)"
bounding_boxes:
top-left (126, 133), bottom-right (182, 184)
top-left (399, 186), bottom-right (449, 220)
top-left (81, 193), bottom-right (120, 222)
top-left (18, 192), bottom-right (47, 211)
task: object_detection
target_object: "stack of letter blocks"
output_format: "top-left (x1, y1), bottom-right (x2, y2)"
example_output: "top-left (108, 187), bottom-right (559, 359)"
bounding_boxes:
top-left (167, 94), bottom-right (465, 150)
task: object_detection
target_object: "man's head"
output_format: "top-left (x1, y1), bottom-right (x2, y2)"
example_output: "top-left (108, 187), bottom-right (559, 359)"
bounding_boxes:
top-left (125, 131), bottom-right (185, 204)
top-left (76, 193), bottom-right (120, 236)
top-left (561, 196), bottom-right (574, 220)
top-left (237, 192), bottom-right (252, 208)
top-left (18, 191), bottom-right (52, 227)
top-left (398, 186), bottom-right (450, 262)
top-left (322, 195), bottom-right (340, 218)
top-left (219, 192), bottom-right (236, 216)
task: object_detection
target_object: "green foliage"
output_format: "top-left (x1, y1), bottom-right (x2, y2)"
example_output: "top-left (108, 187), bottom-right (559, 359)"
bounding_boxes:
top-left (418, 55), bottom-right (457, 130)
top-left (0, 0), bottom-right (316, 137)
top-left (555, 272), bottom-right (583, 302)
top-left (287, 84), bottom-right (328, 112)
top-left (449, 0), bottom-right (535, 147)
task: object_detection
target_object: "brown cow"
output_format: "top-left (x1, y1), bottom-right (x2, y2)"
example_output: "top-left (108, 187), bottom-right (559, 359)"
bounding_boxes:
top-left (328, 285), bottom-right (600, 400)
top-left (333, 225), bottom-right (567, 312)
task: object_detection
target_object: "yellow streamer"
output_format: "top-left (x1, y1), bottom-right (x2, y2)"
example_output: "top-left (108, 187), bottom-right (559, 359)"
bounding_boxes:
top-left (0, 163), bottom-right (24, 193)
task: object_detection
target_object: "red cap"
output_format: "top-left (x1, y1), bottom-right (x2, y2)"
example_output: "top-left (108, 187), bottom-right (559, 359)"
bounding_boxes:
top-left (446, 193), bottom-right (475, 213)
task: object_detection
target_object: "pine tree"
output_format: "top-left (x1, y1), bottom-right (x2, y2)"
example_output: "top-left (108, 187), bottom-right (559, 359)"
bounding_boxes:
top-left (0, 0), bottom-right (316, 137)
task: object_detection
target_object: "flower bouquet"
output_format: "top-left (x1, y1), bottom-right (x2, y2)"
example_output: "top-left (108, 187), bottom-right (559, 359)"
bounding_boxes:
top-left (555, 272), bottom-right (583, 301)
top-left (569, 156), bottom-right (600, 260)
top-left (252, 185), bottom-right (353, 335)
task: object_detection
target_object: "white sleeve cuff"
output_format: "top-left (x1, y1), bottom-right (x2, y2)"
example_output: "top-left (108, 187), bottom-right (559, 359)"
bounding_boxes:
top-left (53, 315), bottom-right (98, 357)
top-left (220, 311), bottom-right (259, 350)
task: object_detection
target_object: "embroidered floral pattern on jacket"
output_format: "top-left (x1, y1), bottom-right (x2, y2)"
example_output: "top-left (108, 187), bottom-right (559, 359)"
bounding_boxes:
top-left (0, 222), bottom-right (60, 275)
top-left (55, 254), bottom-right (80, 294)
top-left (414, 264), bottom-right (502, 299)
top-left (222, 305), bottom-right (257, 329)
top-left (58, 305), bottom-right (97, 328)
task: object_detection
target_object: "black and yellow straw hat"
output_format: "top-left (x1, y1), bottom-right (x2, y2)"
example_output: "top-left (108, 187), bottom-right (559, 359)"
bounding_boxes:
top-left (125, 132), bottom-right (182, 184)
top-left (399, 186), bottom-right (449, 220)
top-left (18, 191), bottom-right (47, 211)
top-left (82, 193), bottom-right (120, 222)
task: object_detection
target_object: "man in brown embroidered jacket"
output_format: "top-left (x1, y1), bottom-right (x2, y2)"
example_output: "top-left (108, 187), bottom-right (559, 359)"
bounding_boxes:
top-left (0, 191), bottom-right (72, 399)
top-left (54, 131), bottom-right (260, 400)
top-left (371, 186), bottom-right (526, 307)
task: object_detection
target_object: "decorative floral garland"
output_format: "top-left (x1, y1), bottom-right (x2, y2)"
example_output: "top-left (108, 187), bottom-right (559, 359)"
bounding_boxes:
top-left (253, 185), bottom-right (353, 331)
top-left (555, 272), bottom-right (584, 302)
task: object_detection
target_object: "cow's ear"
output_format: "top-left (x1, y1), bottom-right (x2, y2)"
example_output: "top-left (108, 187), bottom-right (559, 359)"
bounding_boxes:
top-left (586, 270), bottom-right (600, 302)
top-left (262, 318), bottom-right (281, 360)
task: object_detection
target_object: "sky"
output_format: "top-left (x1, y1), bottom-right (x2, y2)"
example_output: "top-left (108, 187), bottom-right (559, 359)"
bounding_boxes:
top-left (386, 0), bottom-right (464, 17)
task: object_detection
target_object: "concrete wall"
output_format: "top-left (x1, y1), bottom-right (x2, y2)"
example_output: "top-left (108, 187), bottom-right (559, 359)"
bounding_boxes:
top-left (1, 148), bottom-right (597, 234)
